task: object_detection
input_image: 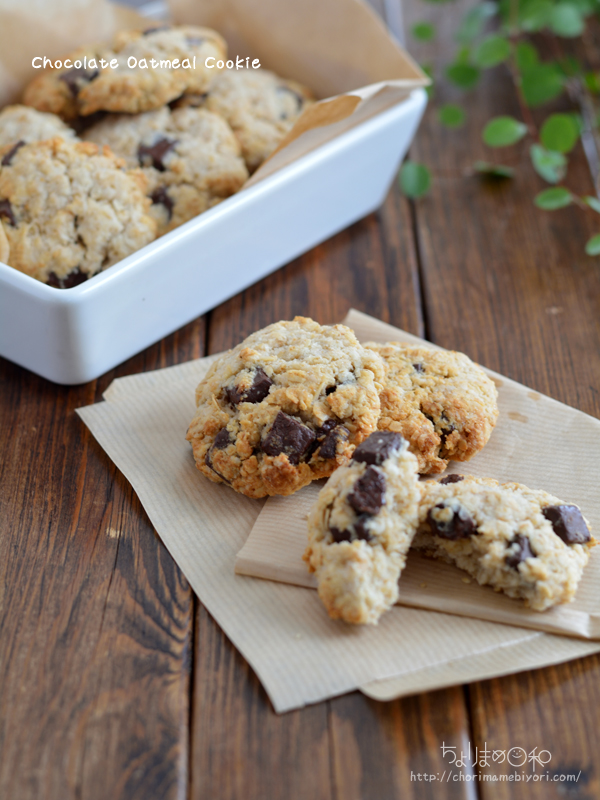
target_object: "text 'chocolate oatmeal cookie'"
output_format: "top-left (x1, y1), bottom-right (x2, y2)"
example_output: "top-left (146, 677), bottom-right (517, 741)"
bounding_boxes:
top-left (415, 475), bottom-right (595, 610)
top-left (186, 317), bottom-right (385, 498)
top-left (304, 430), bottom-right (420, 625)
top-left (366, 342), bottom-right (499, 474)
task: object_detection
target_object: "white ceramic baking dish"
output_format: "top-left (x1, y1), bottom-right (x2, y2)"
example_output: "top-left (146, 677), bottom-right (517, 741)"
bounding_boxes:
top-left (0, 87), bottom-right (427, 384)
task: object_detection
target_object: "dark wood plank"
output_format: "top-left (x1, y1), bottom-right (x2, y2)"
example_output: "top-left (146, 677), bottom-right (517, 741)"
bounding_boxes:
top-left (0, 317), bottom-right (205, 800)
top-left (403, 0), bottom-right (600, 794)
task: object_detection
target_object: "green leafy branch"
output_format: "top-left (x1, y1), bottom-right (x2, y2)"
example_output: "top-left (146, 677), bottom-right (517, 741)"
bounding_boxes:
top-left (400, 0), bottom-right (600, 255)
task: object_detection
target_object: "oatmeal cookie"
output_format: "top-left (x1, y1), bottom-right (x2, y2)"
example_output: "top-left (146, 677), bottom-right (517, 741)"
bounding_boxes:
top-left (84, 105), bottom-right (248, 234)
top-left (0, 105), bottom-right (77, 150)
top-left (304, 431), bottom-right (420, 624)
top-left (186, 317), bottom-right (385, 498)
top-left (178, 68), bottom-right (313, 172)
top-left (0, 137), bottom-right (156, 286)
top-left (366, 342), bottom-right (499, 474)
top-left (23, 26), bottom-right (226, 119)
top-left (416, 475), bottom-right (595, 610)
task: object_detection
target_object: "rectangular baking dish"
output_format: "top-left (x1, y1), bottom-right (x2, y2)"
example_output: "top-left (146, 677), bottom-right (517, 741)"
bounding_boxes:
top-left (0, 87), bottom-right (427, 384)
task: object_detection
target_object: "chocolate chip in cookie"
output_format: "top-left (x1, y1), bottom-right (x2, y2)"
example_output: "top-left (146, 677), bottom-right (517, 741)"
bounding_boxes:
top-left (330, 513), bottom-right (373, 544)
top-left (427, 501), bottom-right (476, 540)
top-left (347, 466), bottom-right (386, 516)
top-left (150, 186), bottom-right (174, 220)
top-left (261, 411), bottom-right (316, 465)
top-left (543, 504), bottom-right (590, 545)
top-left (440, 474), bottom-right (464, 485)
top-left (505, 534), bottom-right (535, 568)
top-left (60, 67), bottom-right (100, 98)
top-left (46, 268), bottom-right (88, 289)
top-left (318, 424), bottom-right (349, 460)
top-left (0, 199), bottom-right (16, 226)
top-left (352, 430), bottom-right (404, 466)
top-left (138, 137), bottom-right (178, 171)
top-left (1, 141), bottom-right (25, 167)
top-left (226, 368), bottom-right (273, 405)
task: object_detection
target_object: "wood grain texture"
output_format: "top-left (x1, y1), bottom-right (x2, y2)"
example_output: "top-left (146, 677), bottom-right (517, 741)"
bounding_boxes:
top-left (403, 0), bottom-right (600, 795)
top-left (0, 317), bottom-right (205, 800)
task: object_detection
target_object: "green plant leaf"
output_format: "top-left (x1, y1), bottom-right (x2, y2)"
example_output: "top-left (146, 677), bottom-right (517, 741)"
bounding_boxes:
top-left (534, 187), bottom-right (573, 209)
top-left (473, 34), bottom-right (511, 68)
top-left (584, 196), bottom-right (600, 213)
top-left (438, 104), bottom-right (466, 127)
top-left (521, 64), bottom-right (564, 107)
top-left (474, 161), bottom-right (515, 177)
top-left (455, 2), bottom-right (497, 43)
top-left (550, 4), bottom-right (585, 36)
top-left (530, 144), bottom-right (567, 183)
top-left (515, 41), bottom-right (539, 70)
top-left (399, 161), bottom-right (432, 198)
top-left (446, 62), bottom-right (481, 89)
top-left (518, 0), bottom-right (554, 31)
top-left (540, 113), bottom-right (579, 153)
top-left (412, 22), bottom-right (436, 41)
top-left (584, 71), bottom-right (600, 94)
top-left (483, 116), bottom-right (528, 146)
top-left (585, 234), bottom-right (600, 255)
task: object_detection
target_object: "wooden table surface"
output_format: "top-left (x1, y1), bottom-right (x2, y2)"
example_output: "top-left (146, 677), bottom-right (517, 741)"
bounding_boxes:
top-left (2, 1), bottom-right (600, 798)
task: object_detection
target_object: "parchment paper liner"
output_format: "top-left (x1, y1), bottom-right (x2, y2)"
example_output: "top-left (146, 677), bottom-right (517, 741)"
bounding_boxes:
top-left (77, 311), bottom-right (600, 713)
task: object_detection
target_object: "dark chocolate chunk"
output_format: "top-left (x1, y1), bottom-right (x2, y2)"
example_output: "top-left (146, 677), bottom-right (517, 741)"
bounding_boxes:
top-left (352, 430), bottom-right (403, 466)
top-left (59, 67), bottom-right (99, 98)
top-left (347, 466), bottom-right (386, 516)
top-left (542, 504), bottom-right (590, 545)
top-left (325, 385), bottom-right (337, 395)
top-left (318, 425), bottom-right (349, 460)
top-left (413, 362), bottom-right (424, 373)
top-left (439, 474), bottom-right (464, 485)
top-left (46, 268), bottom-right (88, 289)
top-left (427, 502), bottom-right (476, 540)
top-left (261, 411), bottom-right (316, 465)
top-left (316, 419), bottom-right (337, 437)
top-left (212, 428), bottom-right (231, 449)
top-left (0, 198), bottom-right (16, 226)
top-left (505, 534), bottom-right (535, 569)
top-left (143, 25), bottom-right (170, 35)
top-left (439, 415), bottom-right (456, 448)
top-left (138, 137), bottom-right (178, 171)
top-left (1, 140), bottom-right (25, 167)
top-left (150, 186), bottom-right (174, 220)
top-left (226, 368), bottom-right (273, 405)
top-left (330, 514), bottom-right (373, 543)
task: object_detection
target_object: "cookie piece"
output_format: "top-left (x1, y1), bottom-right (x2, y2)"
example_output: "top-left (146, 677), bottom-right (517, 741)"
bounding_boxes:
top-left (84, 105), bottom-right (248, 234)
top-left (367, 342), bottom-right (499, 474)
top-left (0, 105), bottom-right (77, 151)
top-left (0, 137), bottom-right (156, 286)
top-left (186, 317), bottom-right (385, 498)
top-left (416, 476), bottom-right (595, 610)
top-left (23, 26), bottom-right (226, 119)
top-left (304, 431), bottom-right (420, 624)
top-left (178, 69), bottom-right (313, 172)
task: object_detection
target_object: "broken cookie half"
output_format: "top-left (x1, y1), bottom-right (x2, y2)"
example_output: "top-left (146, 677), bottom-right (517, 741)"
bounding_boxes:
top-left (304, 430), bottom-right (420, 625)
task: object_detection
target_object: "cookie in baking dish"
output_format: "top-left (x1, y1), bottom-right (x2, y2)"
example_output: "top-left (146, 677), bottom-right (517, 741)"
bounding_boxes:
top-left (416, 475), bottom-right (594, 610)
top-left (186, 317), bottom-right (385, 498)
top-left (0, 137), bottom-right (156, 286)
top-left (304, 431), bottom-right (420, 624)
top-left (84, 105), bottom-right (248, 235)
top-left (367, 342), bottom-right (499, 474)
top-left (177, 68), bottom-right (313, 172)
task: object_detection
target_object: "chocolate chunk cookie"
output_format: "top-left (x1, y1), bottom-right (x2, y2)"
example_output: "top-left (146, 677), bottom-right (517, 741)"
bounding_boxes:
top-left (416, 476), bottom-right (595, 610)
top-left (366, 342), bottom-right (499, 474)
top-left (186, 317), bottom-right (385, 498)
top-left (0, 137), bottom-right (156, 285)
top-left (84, 105), bottom-right (248, 234)
top-left (177, 68), bottom-right (313, 172)
top-left (0, 105), bottom-right (78, 150)
top-left (304, 431), bottom-right (420, 624)
top-left (23, 26), bottom-right (226, 119)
